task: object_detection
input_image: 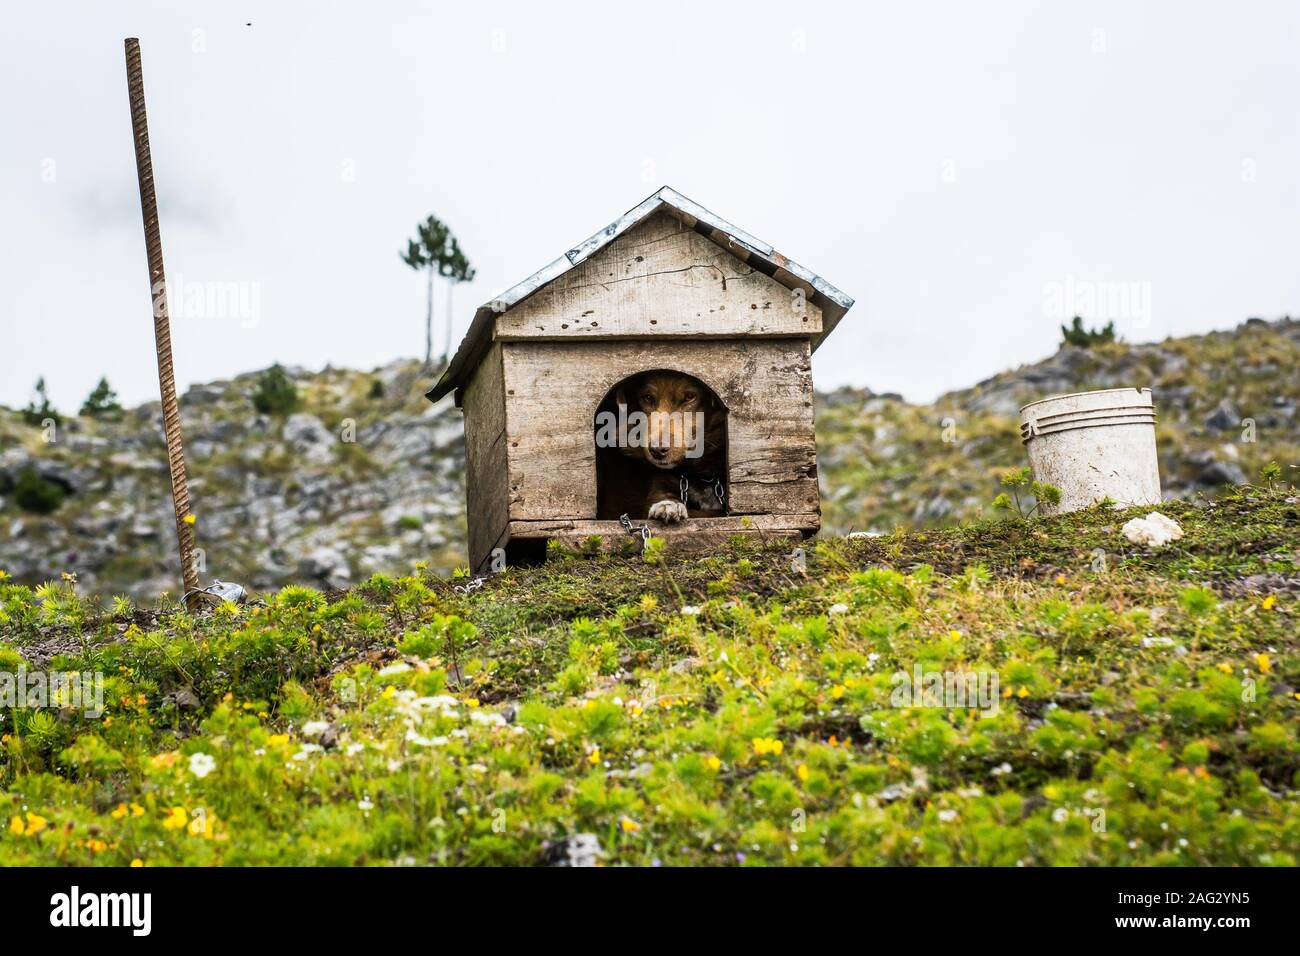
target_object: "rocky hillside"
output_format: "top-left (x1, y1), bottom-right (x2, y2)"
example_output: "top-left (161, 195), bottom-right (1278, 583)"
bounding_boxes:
top-left (818, 317), bottom-right (1300, 534)
top-left (1, 318), bottom-right (1296, 599)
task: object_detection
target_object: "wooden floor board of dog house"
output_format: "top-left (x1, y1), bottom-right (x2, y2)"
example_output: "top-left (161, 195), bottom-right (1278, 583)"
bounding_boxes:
top-left (507, 514), bottom-right (818, 553)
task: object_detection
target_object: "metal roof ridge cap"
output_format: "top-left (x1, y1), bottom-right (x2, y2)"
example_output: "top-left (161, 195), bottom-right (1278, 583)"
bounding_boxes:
top-left (657, 186), bottom-right (774, 256)
top-left (565, 192), bottom-right (668, 267)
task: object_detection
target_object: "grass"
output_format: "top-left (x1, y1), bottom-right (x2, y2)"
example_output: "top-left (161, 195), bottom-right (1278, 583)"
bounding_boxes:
top-left (0, 486), bottom-right (1296, 866)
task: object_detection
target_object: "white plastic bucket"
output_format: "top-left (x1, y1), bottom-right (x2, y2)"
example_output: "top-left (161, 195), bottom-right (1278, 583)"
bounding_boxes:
top-left (1019, 387), bottom-right (1161, 515)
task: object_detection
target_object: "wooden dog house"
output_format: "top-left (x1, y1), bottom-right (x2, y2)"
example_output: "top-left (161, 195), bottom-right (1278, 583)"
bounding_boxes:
top-left (427, 186), bottom-right (854, 572)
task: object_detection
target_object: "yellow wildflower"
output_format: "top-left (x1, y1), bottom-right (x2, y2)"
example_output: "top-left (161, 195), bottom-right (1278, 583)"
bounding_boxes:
top-left (150, 751), bottom-right (179, 770)
top-left (830, 685), bottom-right (846, 700)
top-left (705, 755), bottom-right (721, 771)
top-left (183, 514), bottom-right (196, 526)
top-left (130, 859), bottom-right (144, 867)
top-left (1217, 662), bottom-right (1233, 674)
top-left (1017, 686), bottom-right (1030, 698)
top-left (752, 737), bottom-right (784, 756)
top-left (949, 629), bottom-right (963, 641)
top-left (131, 803), bottom-right (145, 817)
top-left (23, 813), bottom-right (46, 836)
top-left (111, 804), bottom-right (129, 820)
top-left (1255, 653), bottom-right (1272, 674)
top-left (797, 764), bottom-right (810, 783)
top-left (267, 734), bottom-right (290, 748)
top-left (1261, 595), bottom-right (1276, 610)
top-left (8, 816), bottom-right (23, 835)
top-left (588, 748), bottom-right (601, 766)
top-left (1055, 574), bottom-right (1067, 586)
top-left (162, 807), bottom-right (188, 830)
top-left (620, 817), bottom-right (641, 833)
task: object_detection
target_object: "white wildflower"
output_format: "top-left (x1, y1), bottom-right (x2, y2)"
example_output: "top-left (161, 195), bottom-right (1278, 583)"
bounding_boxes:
top-left (188, 752), bottom-right (216, 779)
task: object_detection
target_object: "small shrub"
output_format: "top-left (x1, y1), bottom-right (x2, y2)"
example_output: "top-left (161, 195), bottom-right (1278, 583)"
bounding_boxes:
top-left (1060, 316), bottom-right (1116, 348)
top-left (13, 469), bottom-right (66, 514)
top-left (251, 364), bottom-right (300, 415)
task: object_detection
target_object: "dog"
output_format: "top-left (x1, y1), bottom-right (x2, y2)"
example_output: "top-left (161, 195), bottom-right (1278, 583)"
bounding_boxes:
top-left (603, 370), bottom-right (726, 524)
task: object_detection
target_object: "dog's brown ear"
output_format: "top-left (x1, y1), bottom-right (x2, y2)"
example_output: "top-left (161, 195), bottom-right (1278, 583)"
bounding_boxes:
top-left (615, 374), bottom-right (640, 409)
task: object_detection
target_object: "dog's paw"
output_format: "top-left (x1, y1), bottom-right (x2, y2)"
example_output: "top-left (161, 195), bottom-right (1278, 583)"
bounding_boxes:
top-left (648, 499), bottom-right (688, 524)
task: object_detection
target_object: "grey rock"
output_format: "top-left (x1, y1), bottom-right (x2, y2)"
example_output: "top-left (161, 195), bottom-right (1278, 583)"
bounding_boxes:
top-left (282, 413), bottom-right (336, 465)
top-left (545, 833), bottom-right (604, 867)
top-left (1204, 399), bottom-right (1242, 432)
top-left (1197, 459), bottom-right (1248, 486)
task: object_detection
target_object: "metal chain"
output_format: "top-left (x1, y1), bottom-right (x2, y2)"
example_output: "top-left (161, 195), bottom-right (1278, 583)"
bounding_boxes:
top-left (619, 513), bottom-right (653, 550)
top-left (677, 474), bottom-right (727, 507)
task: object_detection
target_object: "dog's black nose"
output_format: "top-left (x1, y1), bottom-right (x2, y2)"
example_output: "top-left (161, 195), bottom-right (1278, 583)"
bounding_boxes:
top-left (649, 446), bottom-right (668, 461)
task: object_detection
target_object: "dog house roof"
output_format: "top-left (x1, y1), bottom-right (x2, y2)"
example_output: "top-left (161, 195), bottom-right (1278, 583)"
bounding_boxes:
top-left (427, 185), bottom-right (855, 402)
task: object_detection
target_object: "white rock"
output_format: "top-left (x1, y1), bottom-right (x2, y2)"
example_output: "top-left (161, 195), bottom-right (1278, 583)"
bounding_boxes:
top-left (1122, 512), bottom-right (1184, 548)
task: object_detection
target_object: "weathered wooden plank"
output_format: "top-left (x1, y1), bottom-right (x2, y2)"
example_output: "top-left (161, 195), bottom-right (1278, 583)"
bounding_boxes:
top-left (500, 338), bottom-right (819, 521)
top-left (495, 210), bottom-right (822, 342)
top-left (509, 514), bottom-right (819, 536)
top-left (508, 514), bottom-right (817, 556)
top-left (461, 341), bottom-right (509, 572)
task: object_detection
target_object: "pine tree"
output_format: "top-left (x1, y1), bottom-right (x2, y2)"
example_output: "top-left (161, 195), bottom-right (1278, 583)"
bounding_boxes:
top-left (21, 377), bottom-right (60, 427)
top-left (80, 376), bottom-right (123, 418)
top-left (401, 215), bottom-right (476, 369)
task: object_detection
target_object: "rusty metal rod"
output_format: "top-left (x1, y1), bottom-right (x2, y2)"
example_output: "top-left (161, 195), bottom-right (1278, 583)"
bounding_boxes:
top-left (124, 37), bottom-right (200, 609)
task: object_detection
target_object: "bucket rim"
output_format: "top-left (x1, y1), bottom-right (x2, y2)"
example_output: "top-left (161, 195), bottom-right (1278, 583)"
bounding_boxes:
top-left (1019, 386), bottom-right (1152, 415)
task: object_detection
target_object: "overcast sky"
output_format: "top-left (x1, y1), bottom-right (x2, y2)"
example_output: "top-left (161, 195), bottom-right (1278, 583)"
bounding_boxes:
top-left (3, 0), bottom-right (1297, 412)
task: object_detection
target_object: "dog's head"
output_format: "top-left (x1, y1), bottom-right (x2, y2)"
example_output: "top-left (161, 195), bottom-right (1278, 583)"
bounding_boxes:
top-left (617, 370), bottom-right (717, 470)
